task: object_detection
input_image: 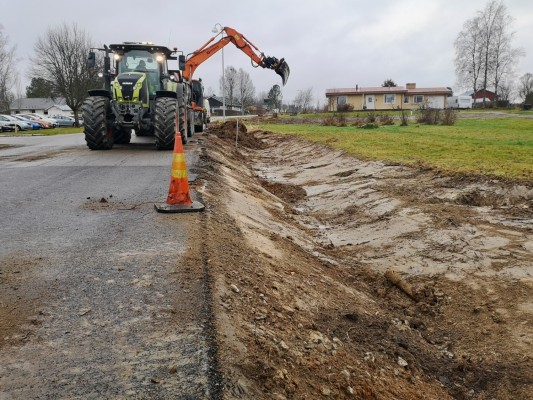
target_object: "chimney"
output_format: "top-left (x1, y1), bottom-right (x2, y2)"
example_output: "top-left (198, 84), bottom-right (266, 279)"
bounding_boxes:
top-left (406, 83), bottom-right (416, 89)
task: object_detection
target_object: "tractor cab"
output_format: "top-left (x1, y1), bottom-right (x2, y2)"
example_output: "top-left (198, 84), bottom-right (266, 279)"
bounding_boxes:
top-left (109, 43), bottom-right (175, 104)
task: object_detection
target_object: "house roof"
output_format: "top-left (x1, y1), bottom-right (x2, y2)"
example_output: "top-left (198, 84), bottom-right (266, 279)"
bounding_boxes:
top-left (326, 87), bottom-right (407, 95)
top-left (207, 95), bottom-right (241, 107)
top-left (326, 86), bottom-right (452, 96)
top-left (9, 97), bottom-right (70, 111)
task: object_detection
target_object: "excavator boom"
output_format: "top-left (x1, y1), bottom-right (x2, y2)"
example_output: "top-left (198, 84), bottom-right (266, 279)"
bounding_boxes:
top-left (183, 26), bottom-right (290, 85)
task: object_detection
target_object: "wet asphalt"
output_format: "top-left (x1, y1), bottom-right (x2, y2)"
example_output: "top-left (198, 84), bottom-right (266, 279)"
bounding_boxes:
top-left (0, 133), bottom-right (219, 399)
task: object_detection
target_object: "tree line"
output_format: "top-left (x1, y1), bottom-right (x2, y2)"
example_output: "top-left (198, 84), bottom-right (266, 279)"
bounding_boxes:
top-left (454, 0), bottom-right (531, 105)
top-left (0, 22), bottom-right (317, 118)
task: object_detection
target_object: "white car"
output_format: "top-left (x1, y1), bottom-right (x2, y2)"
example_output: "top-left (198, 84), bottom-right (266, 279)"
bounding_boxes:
top-left (0, 114), bottom-right (32, 131)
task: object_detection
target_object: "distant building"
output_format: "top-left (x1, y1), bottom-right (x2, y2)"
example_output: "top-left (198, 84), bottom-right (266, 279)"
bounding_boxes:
top-left (207, 95), bottom-right (243, 116)
top-left (326, 83), bottom-right (452, 111)
top-left (9, 98), bottom-right (73, 116)
top-left (462, 90), bottom-right (497, 103)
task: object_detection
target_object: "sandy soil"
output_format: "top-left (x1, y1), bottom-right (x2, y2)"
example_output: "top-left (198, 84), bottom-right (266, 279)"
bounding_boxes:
top-left (200, 121), bottom-right (533, 399)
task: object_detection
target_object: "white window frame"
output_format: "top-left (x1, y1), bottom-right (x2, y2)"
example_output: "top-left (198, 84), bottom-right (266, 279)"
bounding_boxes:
top-left (337, 96), bottom-right (347, 106)
top-left (404, 95), bottom-right (409, 104)
top-left (414, 95), bottom-right (424, 104)
top-left (384, 94), bottom-right (396, 104)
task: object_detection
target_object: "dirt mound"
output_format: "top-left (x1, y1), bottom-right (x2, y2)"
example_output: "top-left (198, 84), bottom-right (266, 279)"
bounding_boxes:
top-left (207, 120), bottom-right (265, 149)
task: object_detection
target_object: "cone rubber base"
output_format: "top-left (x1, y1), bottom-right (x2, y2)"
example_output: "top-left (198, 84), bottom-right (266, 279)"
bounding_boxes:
top-left (154, 201), bottom-right (205, 213)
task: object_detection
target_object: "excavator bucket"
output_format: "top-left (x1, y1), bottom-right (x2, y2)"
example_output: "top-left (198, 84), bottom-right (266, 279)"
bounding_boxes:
top-left (275, 59), bottom-right (290, 86)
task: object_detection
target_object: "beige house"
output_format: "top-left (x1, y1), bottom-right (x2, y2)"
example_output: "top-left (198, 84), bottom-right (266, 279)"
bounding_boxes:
top-left (326, 83), bottom-right (452, 111)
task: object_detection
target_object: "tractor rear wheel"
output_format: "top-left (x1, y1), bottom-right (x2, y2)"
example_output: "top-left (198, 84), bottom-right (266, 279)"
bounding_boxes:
top-left (178, 105), bottom-right (188, 145)
top-left (187, 109), bottom-right (194, 138)
top-left (154, 97), bottom-right (178, 150)
top-left (83, 96), bottom-right (113, 150)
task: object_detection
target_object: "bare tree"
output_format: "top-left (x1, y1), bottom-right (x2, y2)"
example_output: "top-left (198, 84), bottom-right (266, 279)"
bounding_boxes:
top-left (454, 16), bottom-right (484, 94)
top-left (293, 88), bottom-right (314, 113)
top-left (204, 86), bottom-right (216, 98)
top-left (496, 80), bottom-right (513, 106)
top-left (235, 68), bottom-right (255, 115)
top-left (29, 23), bottom-right (100, 125)
top-left (485, 2), bottom-right (524, 101)
top-left (0, 25), bottom-right (19, 113)
top-left (219, 66), bottom-right (237, 111)
top-left (454, 1), bottom-right (523, 105)
top-left (518, 73), bottom-right (533, 103)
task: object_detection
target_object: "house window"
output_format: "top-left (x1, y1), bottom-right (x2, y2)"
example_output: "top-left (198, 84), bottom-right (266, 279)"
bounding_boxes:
top-left (404, 96), bottom-right (409, 104)
top-left (414, 95), bottom-right (424, 104)
top-left (337, 96), bottom-right (347, 106)
top-left (384, 94), bottom-right (395, 104)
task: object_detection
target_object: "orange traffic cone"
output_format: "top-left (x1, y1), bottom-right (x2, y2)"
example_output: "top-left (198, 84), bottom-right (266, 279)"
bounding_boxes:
top-left (155, 131), bottom-right (204, 213)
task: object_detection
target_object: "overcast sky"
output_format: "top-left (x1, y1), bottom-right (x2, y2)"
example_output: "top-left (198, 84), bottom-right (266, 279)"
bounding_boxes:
top-left (3, 0), bottom-right (533, 104)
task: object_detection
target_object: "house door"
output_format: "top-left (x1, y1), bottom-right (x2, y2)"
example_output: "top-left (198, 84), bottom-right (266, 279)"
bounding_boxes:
top-left (365, 95), bottom-right (375, 110)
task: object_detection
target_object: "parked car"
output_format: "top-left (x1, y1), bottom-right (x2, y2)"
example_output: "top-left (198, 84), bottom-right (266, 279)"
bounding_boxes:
top-left (13, 115), bottom-right (42, 130)
top-left (0, 114), bottom-right (32, 131)
top-left (0, 119), bottom-right (13, 132)
top-left (17, 113), bottom-right (57, 128)
top-left (49, 115), bottom-right (77, 127)
top-left (17, 113), bottom-right (58, 128)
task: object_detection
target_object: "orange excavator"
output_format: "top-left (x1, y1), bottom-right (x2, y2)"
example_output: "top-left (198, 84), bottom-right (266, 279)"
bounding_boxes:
top-left (182, 26), bottom-right (289, 85)
top-left (175, 26), bottom-right (289, 135)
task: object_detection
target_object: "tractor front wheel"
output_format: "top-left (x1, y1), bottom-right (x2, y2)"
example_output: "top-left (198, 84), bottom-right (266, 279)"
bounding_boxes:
top-left (82, 96), bottom-right (113, 150)
top-left (154, 97), bottom-right (178, 150)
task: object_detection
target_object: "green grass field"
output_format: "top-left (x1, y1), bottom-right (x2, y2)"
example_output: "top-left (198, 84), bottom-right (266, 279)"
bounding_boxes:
top-left (1, 126), bottom-right (83, 136)
top-left (253, 117), bottom-right (533, 181)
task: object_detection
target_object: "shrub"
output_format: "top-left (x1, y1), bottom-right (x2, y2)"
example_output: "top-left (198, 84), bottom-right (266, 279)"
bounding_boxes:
top-left (441, 109), bottom-right (457, 126)
top-left (337, 103), bottom-right (354, 112)
top-left (417, 108), bottom-right (457, 126)
top-left (322, 114), bottom-right (347, 127)
top-left (400, 110), bottom-right (409, 126)
top-left (378, 114), bottom-right (395, 125)
top-left (322, 116), bottom-right (337, 126)
top-left (336, 113), bottom-right (347, 127)
top-left (417, 108), bottom-right (441, 125)
top-left (352, 117), bottom-right (366, 127)
top-left (365, 112), bottom-right (377, 123)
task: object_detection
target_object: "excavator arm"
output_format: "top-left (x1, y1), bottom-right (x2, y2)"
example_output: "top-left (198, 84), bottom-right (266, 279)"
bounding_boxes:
top-left (182, 26), bottom-right (290, 85)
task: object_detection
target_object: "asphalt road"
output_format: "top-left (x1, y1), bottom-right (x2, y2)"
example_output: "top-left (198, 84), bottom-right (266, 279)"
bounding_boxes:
top-left (0, 133), bottom-right (219, 399)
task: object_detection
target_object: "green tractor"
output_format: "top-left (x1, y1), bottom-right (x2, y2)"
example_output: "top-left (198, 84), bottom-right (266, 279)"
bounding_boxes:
top-left (83, 42), bottom-right (194, 150)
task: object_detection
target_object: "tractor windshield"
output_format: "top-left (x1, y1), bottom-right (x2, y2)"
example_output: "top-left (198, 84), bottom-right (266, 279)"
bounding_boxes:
top-left (117, 49), bottom-right (163, 97)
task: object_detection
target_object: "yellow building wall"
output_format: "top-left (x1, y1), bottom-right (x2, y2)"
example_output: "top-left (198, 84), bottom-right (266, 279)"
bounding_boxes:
top-left (328, 94), bottom-right (448, 111)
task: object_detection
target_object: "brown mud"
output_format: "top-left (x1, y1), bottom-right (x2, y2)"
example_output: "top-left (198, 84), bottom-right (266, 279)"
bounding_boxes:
top-left (200, 120), bottom-right (532, 399)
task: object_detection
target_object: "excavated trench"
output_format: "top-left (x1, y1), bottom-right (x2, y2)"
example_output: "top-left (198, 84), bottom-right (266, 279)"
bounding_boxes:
top-left (196, 121), bottom-right (533, 399)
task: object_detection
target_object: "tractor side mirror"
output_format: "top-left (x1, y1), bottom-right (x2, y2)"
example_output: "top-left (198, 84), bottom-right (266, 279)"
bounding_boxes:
top-left (178, 55), bottom-right (186, 71)
top-left (87, 51), bottom-right (96, 68)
